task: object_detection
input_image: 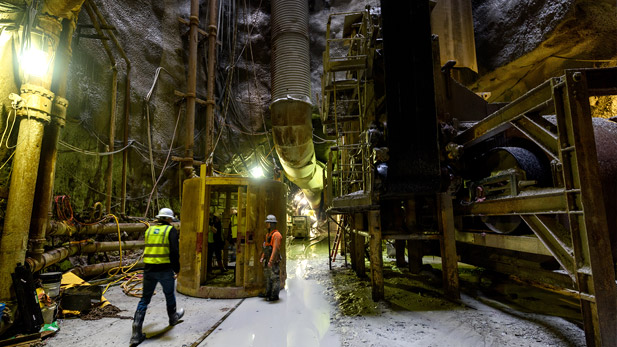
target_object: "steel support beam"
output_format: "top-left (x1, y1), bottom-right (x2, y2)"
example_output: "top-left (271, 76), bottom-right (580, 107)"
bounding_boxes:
top-left (438, 193), bottom-right (460, 300)
top-left (368, 210), bottom-right (384, 301)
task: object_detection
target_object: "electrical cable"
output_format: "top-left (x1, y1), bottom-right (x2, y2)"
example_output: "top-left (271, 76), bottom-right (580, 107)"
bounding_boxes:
top-left (144, 104), bottom-right (183, 218)
top-left (58, 139), bottom-right (134, 156)
top-left (102, 214), bottom-right (147, 295)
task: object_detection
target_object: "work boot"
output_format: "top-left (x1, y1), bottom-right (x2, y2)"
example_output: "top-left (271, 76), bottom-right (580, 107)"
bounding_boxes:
top-left (168, 306), bottom-right (185, 326)
top-left (129, 310), bottom-right (146, 346)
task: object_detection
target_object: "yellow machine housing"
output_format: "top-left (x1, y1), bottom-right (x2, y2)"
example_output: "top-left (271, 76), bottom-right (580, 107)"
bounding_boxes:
top-left (177, 167), bottom-right (287, 298)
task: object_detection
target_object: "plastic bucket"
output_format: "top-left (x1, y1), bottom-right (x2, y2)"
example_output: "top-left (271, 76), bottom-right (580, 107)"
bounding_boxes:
top-left (40, 272), bottom-right (62, 298)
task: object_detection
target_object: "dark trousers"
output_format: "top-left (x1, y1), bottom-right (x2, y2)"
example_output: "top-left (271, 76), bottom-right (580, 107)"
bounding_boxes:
top-left (207, 242), bottom-right (224, 272)
top-left (264, 262), bottom-right (280, 299)
top-left (136, 270), bottom-right (176, 313)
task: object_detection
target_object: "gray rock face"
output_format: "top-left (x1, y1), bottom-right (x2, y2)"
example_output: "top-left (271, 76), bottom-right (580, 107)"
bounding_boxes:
top-left (472, 0), bottom-right (573, 72)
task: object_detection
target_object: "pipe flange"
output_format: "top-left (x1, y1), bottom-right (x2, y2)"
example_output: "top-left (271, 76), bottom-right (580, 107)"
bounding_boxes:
top-left (51, 96), bottom-right (69, 127)
top-left (17, 83), bottom-right (55, 123)
top-left (27, 238), bottom-right (47, 255)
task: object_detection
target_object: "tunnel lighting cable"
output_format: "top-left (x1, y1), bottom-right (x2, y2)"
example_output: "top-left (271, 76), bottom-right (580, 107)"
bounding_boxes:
top-left (207, 8), bottom-right (239, 164)
top-left (208, 0), bottom-right (264, 165)
top-left (0, 107), bottom-right (17, 149)
top-left (313, 133), bottom-right (336, 144)
top-left (144, 104), bottom-right (182, 218)
top-left (243, 0), bottom-right (271, 152)
top-left (58, 139), bottom-right (134, 156)
top-left (55, 161), bottom-right (160, 202)
top-left (143, 68), bottom-right (173, 214)
top-left (0, 151), bottom-right (15, 171)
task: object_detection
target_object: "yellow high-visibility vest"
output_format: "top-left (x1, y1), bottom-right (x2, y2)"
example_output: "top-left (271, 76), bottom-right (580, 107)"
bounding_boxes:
top-left (144, 225), bottom-right (171, 264)
top-left (231, 214), bottom-right (238, 238)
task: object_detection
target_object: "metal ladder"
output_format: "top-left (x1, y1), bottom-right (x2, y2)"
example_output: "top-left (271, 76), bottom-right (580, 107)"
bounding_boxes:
top-left (322, 11), bottom-right (373, 200)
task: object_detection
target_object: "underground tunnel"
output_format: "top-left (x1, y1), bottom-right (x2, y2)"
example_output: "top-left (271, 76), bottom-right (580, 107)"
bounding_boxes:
top-left (0, 0), bottom-right (616, 346)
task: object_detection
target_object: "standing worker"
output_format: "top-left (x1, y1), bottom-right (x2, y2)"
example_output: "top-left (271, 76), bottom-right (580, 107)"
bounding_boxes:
top-left (259, 214), bottom-right (283, 301)
top-left (208, 213), bottom-right (226, 274)
top-left (130, 208), bottom-right (184, 346)
top-left (228, 208), bottom-right (238, 262)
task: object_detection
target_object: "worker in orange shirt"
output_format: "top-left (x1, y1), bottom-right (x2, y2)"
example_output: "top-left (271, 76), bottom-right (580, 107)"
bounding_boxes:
top-left (259, 214), bottom-right (282, 301)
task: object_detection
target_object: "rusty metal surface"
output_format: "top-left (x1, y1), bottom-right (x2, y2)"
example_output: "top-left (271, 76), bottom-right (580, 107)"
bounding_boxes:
top-left (46, 221), bottom-right (150, 236)
top-left (559, 70), bottom-right (617, 346)
top-left (459, 188), bottom-right (567, 216)
top-left (457, 68), bottom-right (617, 346)
top-left (455, 78), bottom-right (555, 147)
top-left (455, 230), bottom-right (552, 256)
top-left (591, 118), bottom-right (617, 262)
top-left (26, 240), bottom-right (144, 272)
top-left (0, 118), bottom-right (46, 300)
top-left (438, 193), bottom-right (460, 300)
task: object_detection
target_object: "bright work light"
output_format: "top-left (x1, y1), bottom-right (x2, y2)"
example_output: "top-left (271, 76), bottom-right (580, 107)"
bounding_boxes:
top-left (21, 47), bottom-right (49, 77)
top-left (250, 166), bottom-right (264, 178)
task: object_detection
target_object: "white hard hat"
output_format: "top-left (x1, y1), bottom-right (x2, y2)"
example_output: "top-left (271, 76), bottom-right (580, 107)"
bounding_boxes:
top-left (156, 207), bottom-right (175, 219)
top-left (265, 214), bottom-right (278, 223)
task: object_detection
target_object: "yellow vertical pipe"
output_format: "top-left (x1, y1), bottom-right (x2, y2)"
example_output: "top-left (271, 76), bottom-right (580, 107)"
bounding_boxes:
top-left (29, 16), bottom-right (75, 257)
top-left (0, 13), bottom-right (62, 300)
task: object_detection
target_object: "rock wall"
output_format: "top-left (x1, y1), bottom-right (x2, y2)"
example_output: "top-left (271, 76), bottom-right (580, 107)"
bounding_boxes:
top-left (2, 0), bottom-right (610, 219)
top-left (471, 0), bottom-right (617, 101)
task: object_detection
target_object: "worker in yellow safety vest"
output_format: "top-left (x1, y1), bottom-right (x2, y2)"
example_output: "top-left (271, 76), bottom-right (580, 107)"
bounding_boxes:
top-left (230, 208), bottom-right (238, 243)
top-left (130, 208), bottom-right (184, 346)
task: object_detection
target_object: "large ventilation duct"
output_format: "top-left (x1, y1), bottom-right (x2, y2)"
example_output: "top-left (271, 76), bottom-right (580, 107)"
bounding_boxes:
top-left (270, 0), bottom-right (323, 208)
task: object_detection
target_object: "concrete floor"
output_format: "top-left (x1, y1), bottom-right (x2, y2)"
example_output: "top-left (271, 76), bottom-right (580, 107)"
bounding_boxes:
top-left (44, 256), bottom-right (340, 347)
top-left (42, 239), bottom-right (585, 347)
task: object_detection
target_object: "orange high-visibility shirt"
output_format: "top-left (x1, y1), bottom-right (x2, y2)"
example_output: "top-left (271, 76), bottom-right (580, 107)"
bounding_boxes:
top-left (265, 229), bottom-right (282, 263)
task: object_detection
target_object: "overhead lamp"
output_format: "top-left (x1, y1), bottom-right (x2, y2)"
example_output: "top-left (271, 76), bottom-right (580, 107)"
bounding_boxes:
top-left (250, 166), bottom-right (264, 178)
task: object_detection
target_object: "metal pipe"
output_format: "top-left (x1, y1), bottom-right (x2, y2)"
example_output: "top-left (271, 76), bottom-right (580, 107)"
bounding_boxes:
top-left (204, 0), bottom-right (218, 176)
top-left (270, 0), bottom-right (323, 208)
top-left (71, 260), bottom-right (145, 278)
top-left (46, 220), bottom-right (152, 236)
top-left (183, 0), bottom-right (200, 177)
top-left (105, 67), bottom-right (118, 213)
top-left (0, 13), bottom-right (63, 300)
top-left (88, 0), bottom-right (132, 216)
top-left (83, 2), bottom-right (117, 214)
top-left (121, 69), bottom-right (130, 215)
top-left (29, 16), bottom-right (75, 257)
top-left (26, 241), bottom-right (144, 272)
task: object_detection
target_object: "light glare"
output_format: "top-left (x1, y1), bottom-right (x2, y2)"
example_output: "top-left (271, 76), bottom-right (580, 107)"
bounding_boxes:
top-left (21, 48), bottom-right (49, 77)
top-left (250, 166), bottom-right (264, 178)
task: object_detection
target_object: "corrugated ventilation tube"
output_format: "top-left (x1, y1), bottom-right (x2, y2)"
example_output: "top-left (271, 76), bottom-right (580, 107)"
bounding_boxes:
top-left (270, 0), bottom-right (323, 208)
